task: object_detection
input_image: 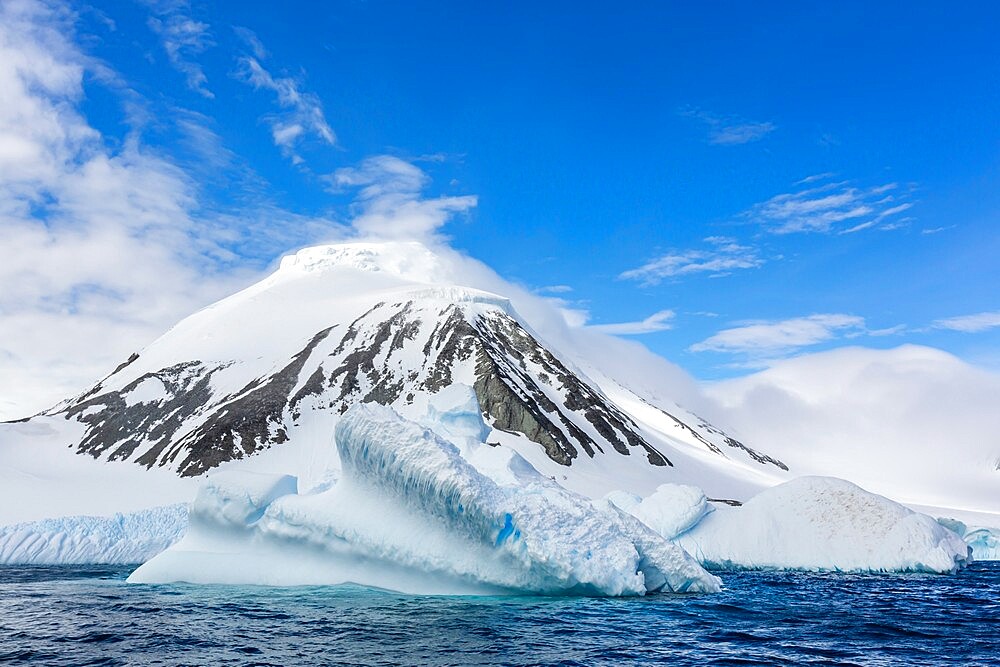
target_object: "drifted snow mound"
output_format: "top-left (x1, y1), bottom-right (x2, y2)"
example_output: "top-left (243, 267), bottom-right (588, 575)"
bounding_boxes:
top-left (129, 404), bottom-right (720, 595)
top-left (0, 505), bottom-right (187, 565)
top-left (674, 476), bottom-right (971, 574)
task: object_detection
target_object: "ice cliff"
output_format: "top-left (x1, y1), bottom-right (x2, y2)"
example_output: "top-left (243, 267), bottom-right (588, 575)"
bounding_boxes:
top-left (0, 505), bottom-right (187, 565)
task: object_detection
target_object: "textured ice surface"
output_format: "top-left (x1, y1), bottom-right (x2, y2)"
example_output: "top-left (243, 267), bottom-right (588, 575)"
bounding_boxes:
top-left (936, 518), bottom-right (999, 561)
top-left (964, 528), bottom-right (1000, 560)
top-left (420, 384), bottom-right (491, 445)
top-left (641, 485), bottom-right (711, 539)
top-left (0, 505), bottom-right (187, 565)
top-left (675, 476), bottom-right (971, 574)
top-left (130, 404), bottom-right (720, 595)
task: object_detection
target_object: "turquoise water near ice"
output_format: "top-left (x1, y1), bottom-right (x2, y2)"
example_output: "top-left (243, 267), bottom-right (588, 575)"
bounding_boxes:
top-left (1, 563), bottom-right (997, 666)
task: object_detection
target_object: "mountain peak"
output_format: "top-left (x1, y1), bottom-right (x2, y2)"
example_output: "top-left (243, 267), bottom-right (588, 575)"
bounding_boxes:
top-left (277, 240), bottom-right (447, 284)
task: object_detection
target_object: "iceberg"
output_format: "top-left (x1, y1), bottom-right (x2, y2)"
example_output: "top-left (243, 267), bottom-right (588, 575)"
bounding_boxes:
top-left (936, 518), bottom-right (1000, 561)
top-left (0, 505), bottom-right (187, 565)
top-left (965, 528), bottom-right (1000, 561)
top-left (129, 402), bottom-right (720, 595)
top-left (671, 476), bottom-right (971, 574)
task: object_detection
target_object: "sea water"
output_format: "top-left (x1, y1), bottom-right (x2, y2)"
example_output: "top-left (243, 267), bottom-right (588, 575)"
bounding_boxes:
top-left (1, 563), bottom-right (997, 666)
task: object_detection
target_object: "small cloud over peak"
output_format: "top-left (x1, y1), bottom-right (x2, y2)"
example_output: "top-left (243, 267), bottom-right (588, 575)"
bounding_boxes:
top-left (746, 175), bottom-right (916, 234)
top-left (328, 155), bottom-right (477, 241)
top-left (589, 309), bottom-right (676, 336)
top-left (234, 45), bottom-right (335, 165)
top-left (536, 284), bottom-right (573, 294)
top-left (620, 236), bottom-right (764, 286)
top-left (933, 311), bottom-right (1000, 333)
top-left (680, 107), bottom-right (776, 145)
top-left (143, 0), bottom-right (214, 98)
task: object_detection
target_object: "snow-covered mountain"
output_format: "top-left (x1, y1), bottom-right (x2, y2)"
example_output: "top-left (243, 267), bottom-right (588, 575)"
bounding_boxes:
top-left (0, 241), bottom-right (990, 582)
top-left (7, 241), bottom-right (788, 506)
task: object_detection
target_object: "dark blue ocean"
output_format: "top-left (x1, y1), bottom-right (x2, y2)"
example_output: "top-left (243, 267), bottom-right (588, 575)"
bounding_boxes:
top-left (1, 563), bottom-right (997, 666)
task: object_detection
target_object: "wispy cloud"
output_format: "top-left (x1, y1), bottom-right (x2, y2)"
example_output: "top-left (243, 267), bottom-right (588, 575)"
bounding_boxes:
top-left (933, 311), bottom-right (1000, 333)
top-left (235, 31), bottom-right (335, 165)
top-left (233, 26), bottom-right (267, 60)
top-left (747, 176), bottom-right (915, 234)
top-left (536, 285), bottom-right (573, 294)
top-left (143, 0), bottom-right (214, 98)
top-left (589, 309), bottom-right (675, 335)
top-left (681, 107), bottom-right (776, 145)
top-left (620, 236), bottom-right (763, 286)
top-left (0, 0), bottom-right (362, 418)
top-left (328, 155), bottom-right (477, 239)
top-left (689, 314), bottom-right (867, 355)
top-left (0, 0), bottom-right (253, 416)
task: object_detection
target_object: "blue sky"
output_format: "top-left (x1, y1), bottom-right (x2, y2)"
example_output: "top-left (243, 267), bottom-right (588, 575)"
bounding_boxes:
top-left (2, 0), bottom-right (999, 406)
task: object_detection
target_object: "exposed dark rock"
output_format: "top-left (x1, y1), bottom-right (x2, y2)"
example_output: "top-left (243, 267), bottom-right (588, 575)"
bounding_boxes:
top-left (64, 361), bottom-right (221, 465)
top-left (707, 497), bottom-right (744, 507)
top-left (722, 436), bottom-right (788, 471)
top-left (166, 326), bottom-right (335, 476)
top-left (49, 297), bottom-right (790, 477)
top-left (111, 352), bottom-right (140, 376)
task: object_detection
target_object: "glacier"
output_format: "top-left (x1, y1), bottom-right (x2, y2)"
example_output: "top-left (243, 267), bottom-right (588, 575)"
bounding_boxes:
top-left (129, 400), bottom-right (721, 595)
top-left (668, 476), bottom-right (971, 574)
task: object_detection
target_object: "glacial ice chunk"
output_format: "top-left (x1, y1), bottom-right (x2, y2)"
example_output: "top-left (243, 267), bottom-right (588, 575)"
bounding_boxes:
top-left (192, 470), bottom-right (298, 528)
top-left (964, 528), bottom-right (1000, 561)
top-left (674, 476), bottom-right (971, 574)
top-left (421, 383), bottom-right (492, 445)
top-left (0, 505), bottom-right (187, 565)
top-left (936, 518), bottom-right (999, 561)
top-left (608, 484), bottom-right (711, 540)
top-left (129, 404), bottom-right (720, 595)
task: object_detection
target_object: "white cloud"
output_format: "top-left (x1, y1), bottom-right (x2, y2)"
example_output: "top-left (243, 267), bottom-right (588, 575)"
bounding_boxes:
top-left (681, 108), bottom-right (776, 145)
top-left (329, 155), bottom-right (477, 240)
top-left (748, 177), bottom-right (914, 234)
top-left (233, 26), bottom-right (267, 60)
top-left (536, 285), bottom-right (573, 294)
top-left (143, 0), bottom-right (214, 98)
top-left (588, 309), bottom-right (675, 335)
top-left (620, 236), bottom-right (763, 285)
top-left (235, 53), bottom-right (335, 164)
top-left (707, 345), bottom-right (1000, 511)
top-left (933, 311), bottom-right (1000, 333)
top-left (690, 314), bottom-right (866, 354)
top-left (0, 0), bottom-right (252, 418)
